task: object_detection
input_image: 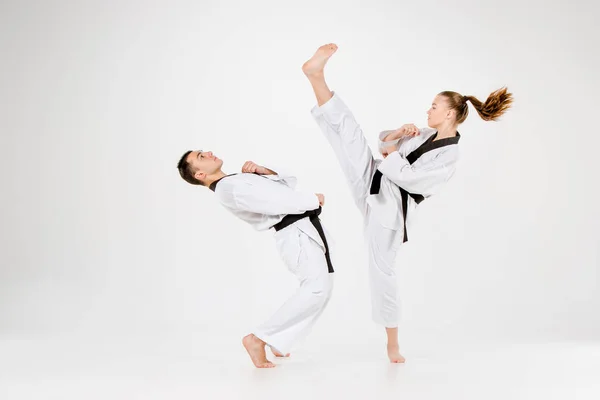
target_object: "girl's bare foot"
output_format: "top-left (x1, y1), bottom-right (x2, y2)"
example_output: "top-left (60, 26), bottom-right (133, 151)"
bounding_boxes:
top-left (387, 343), bottom-right (406, 363)
top-left (302, 43), bottom-right (338, 78)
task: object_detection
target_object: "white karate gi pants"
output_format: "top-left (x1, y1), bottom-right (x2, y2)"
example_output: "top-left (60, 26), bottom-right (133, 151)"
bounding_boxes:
top-left (311, 93), bottom-right (403, 328)
top-left (253, 222), bottom-right (334, 354)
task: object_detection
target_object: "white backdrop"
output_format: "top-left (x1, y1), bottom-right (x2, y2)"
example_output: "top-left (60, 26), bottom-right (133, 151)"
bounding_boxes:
top-left (1, 0), bottom-right (598, 356)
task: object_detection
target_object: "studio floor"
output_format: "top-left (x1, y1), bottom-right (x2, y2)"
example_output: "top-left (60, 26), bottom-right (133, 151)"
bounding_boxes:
top-left (1, 335), bottom-right (598, 399)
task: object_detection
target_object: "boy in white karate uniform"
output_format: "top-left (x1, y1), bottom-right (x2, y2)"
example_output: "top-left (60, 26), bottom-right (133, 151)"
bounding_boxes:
top-left (177, 151), bottom-right (335, 368)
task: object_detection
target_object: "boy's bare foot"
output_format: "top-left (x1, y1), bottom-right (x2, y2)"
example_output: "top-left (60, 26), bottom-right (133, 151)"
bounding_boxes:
top-left (242, 334), bottom-right (275, 368)
top-left (270, 347), bottom-right (290, 358)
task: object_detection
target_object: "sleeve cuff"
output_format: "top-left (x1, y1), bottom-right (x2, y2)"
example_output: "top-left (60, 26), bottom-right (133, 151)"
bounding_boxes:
top-left (378, 150), bottom-right (408, 175)
top-left (379, 130), bottom-right (400, 150)
top-left (301, 192), bottom-right (320, 211)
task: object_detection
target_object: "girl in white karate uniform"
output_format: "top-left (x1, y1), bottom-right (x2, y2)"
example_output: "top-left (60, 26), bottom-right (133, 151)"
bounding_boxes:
top-left (302, 43), bottom-right (513, 363)
top-left (177, 154), bottom-right (335, 368)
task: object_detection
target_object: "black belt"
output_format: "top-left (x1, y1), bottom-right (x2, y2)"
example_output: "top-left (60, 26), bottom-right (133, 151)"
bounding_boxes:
top-left (273, 207), bottom-right (334, 273)
top-left (370, 170), bottom-right (424, 243)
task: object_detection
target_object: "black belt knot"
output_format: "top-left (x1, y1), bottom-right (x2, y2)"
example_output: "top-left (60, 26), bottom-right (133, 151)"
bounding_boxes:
top-left (273, 207), bottom-right (334, 273)
top-left (370, 170), bottom-right (424, 243)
